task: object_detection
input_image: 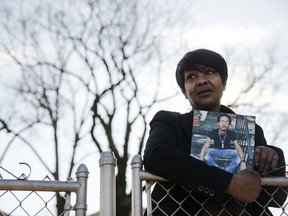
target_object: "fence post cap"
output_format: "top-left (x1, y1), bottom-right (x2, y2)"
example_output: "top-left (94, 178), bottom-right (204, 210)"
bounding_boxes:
top-left (75, 164), bottom-right (89, 178)
top-left (130, 155), bottom-right (143, 168)
top-left (99, 151), bottom-right (117, 167)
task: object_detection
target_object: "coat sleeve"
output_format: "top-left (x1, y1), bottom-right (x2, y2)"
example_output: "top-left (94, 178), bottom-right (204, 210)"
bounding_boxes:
top-left (143, 110), bottom-right (233, 201)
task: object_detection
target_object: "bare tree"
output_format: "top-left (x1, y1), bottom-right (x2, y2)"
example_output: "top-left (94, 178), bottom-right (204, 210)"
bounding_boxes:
top-left (0, 0), bottom-right (184, 215)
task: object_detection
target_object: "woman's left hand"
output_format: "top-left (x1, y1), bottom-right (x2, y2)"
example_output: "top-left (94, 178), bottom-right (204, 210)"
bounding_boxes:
top-left (253, 146), bottom-right (278, 176)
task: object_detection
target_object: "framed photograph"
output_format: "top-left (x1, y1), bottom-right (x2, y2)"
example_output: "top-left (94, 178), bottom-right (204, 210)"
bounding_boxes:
top-left (190, 110), bottom-right (255, 173)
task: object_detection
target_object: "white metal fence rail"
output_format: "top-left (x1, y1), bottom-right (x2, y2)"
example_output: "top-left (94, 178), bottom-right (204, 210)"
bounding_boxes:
top-left (0, 164), bottom-right (89, 216)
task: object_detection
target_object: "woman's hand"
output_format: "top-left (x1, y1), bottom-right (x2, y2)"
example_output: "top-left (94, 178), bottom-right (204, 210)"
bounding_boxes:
top-left (226, 169), bottom-right (261, 203)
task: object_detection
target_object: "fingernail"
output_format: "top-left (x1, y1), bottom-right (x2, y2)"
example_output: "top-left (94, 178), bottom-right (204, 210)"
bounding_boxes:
top-left (254, 163), bottom-right (259, 170)
top-left (261, 172), bottom-right (267, 177)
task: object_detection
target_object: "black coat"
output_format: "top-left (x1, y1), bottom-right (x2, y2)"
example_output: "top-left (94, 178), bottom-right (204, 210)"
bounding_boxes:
top-left (143, 105), bottom-right (287, 216)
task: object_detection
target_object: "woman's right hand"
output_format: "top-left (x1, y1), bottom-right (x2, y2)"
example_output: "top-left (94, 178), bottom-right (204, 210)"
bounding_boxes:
top-left (226, 169), bottom-right (262, 203)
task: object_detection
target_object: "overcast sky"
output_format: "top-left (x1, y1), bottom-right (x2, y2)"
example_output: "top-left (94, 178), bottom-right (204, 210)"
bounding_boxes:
top-left (190, 0), bottom-right (288, 50)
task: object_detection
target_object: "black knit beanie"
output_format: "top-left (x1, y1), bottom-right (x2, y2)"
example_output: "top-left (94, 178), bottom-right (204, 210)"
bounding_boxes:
top-left (175, 49), bottom-right (228, 91)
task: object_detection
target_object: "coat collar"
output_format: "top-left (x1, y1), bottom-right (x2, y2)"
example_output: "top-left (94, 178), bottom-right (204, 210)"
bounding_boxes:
top-left (179, 111), bottom-right (193, 139)
top-left (220, 105), bottom-right (235, 114)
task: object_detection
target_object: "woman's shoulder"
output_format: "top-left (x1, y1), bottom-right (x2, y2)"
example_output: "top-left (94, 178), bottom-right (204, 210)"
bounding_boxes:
top-left (153, 109), bottom-right (192, 120)
top-left (154, 110), bottom-right (181, 118)
top-left (150, 110), bottom-right (192, 127)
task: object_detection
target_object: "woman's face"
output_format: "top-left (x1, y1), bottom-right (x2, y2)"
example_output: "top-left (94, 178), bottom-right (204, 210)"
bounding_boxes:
top-left (183, 66), bottom-right (225, 112)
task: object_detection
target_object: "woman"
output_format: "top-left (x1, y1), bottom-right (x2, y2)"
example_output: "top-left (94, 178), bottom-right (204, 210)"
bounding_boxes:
top-left (143, 49), bottom-right (287, 215)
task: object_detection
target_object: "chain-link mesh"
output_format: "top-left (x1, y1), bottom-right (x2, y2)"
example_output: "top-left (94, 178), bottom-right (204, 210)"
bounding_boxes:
top-left (144, 181), bottom-right (288, 216)
top-left (131, 155), bottom-right (288, 216)
top-left (0, 189), bottom-right (61, 215)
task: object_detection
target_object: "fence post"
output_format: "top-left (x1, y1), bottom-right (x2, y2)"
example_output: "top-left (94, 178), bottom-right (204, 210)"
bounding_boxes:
top-left (99, 151), bottom-right (117, 216)
top-left (131, 155), bottom-right (143, 216)
top-left (75, 164), bottom-right (89, 216)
